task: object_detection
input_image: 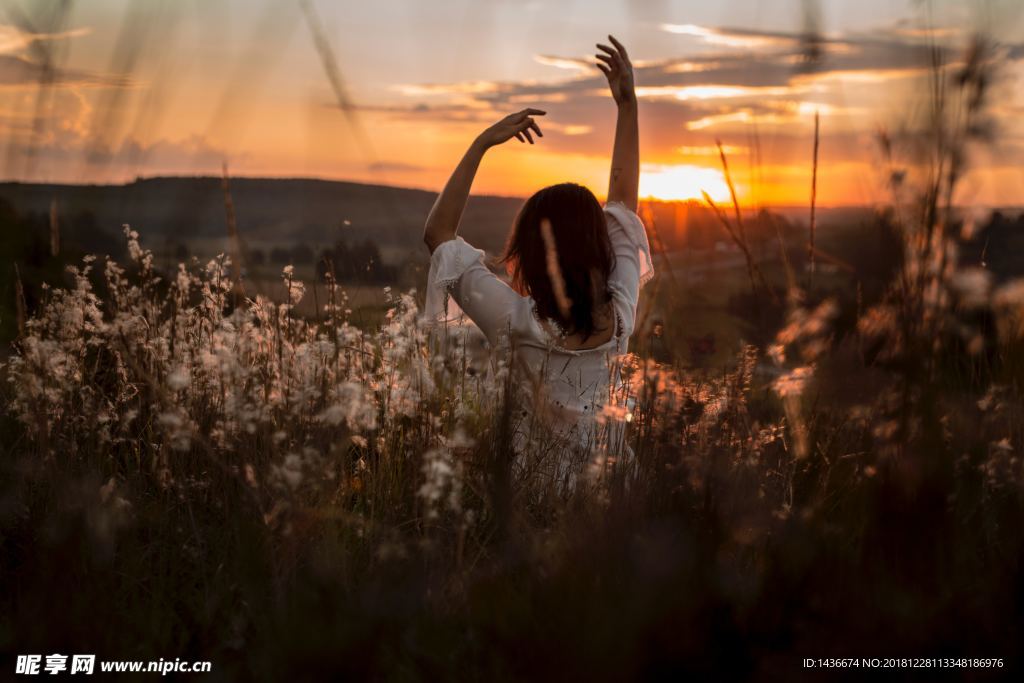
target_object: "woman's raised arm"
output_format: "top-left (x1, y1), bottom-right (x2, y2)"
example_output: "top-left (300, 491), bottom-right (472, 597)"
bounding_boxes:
top-left (422, 109), bottom-right (545, 254)
top-left (596, 35), bottom-right (638, 212)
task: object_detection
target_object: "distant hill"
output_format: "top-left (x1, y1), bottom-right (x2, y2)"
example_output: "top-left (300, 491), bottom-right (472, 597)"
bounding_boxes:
top-left (0, 177), bottom-right (862, 258)
top-left (0, 177), bottom-right (525, 255)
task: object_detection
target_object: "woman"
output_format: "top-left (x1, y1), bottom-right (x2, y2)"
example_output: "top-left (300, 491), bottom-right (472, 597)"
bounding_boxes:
top-left (422, 36), bottom-right (653, 476)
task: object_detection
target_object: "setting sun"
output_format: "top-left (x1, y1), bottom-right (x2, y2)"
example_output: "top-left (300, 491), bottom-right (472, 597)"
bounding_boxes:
top-left (639, 164), bottom-right (733, 203)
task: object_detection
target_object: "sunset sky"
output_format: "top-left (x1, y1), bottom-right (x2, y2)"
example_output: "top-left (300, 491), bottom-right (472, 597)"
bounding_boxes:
top-left (3, 0), bottom-right (1024, 206)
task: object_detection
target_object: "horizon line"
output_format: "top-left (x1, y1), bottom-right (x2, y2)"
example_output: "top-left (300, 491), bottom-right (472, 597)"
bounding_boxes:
top-left (2, 174), bottom-right (1022, 212)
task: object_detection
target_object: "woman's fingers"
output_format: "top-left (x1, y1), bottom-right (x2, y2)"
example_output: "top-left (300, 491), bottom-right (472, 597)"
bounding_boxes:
top-left (596, 53), bottom-right (617, 81)
top-left (512, 108), bottom-right (546, 121)
top-left (608, 35), bottom-right (629, 61)
top-left (516, 116), bottom-right (542, 136)
top-left (517, 117), bottom-right (539, 144)
top-left (596, 43), bottom-right (622, 65)
top-left (494, 110), bottom-right (544, 145)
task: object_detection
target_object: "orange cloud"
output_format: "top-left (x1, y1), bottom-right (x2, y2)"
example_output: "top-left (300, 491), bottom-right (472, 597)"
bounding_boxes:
top-left (533, 55), bottom-right (594, 73)
top-left (659, 24), bottom-right (801, 49)
top-left (0, 24), bottom-right (91, 55)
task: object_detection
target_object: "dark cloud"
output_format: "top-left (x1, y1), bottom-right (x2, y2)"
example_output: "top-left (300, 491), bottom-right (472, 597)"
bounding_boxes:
top-left (351, 101), bottom-right (497, 123)
top-left (471, 29), bottom-right (961, 107)
top-left (3, 134), bottom-right (236, 181)
top-left (367, 160), bottom-right (427, 173)
top-left (92, 136), bottom-right (233, 168)
top-left (373, 22), bottom-right (1022, 170)
top-left (0, 54), bottom-right (133, 89)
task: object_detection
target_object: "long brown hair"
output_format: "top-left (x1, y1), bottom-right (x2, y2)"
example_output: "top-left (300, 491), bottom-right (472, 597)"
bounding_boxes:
top-left (499, 183), bottom-right (616, 341)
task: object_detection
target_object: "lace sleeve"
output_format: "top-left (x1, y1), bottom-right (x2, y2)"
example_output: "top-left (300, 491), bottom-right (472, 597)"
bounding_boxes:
top-left (422, 237), bottom-right (488, 325)
top-left (604, 201), bottom-right (654, 289)
top-left (603, 202), bottom-right (655, 336)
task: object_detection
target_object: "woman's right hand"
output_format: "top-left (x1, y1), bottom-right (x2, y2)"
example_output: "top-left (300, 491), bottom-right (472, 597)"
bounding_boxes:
top-left (476, 109), bottom-right (546, 148)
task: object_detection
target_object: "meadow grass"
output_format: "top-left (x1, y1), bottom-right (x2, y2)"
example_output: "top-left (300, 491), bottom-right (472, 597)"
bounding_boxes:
top-left (2, 206), bottom-right (1021, 679)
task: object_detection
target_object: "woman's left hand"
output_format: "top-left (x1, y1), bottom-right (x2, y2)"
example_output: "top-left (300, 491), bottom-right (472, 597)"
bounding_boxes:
top-left (476, 109), bottom-right (546, 148)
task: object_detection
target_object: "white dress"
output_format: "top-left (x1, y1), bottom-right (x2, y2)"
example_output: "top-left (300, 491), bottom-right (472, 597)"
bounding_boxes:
top-left (422, 201), bottom-right (654, 474)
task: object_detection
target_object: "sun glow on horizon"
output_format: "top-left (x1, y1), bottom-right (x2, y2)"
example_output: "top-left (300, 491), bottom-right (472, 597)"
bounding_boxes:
top-left (639, 164), bottom-right (733, 203)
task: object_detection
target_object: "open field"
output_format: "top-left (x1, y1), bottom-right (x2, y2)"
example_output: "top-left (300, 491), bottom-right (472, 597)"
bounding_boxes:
top-left (4, 179), bottom-right (1024, 677)
top-left (4, 2), bottom-right (1024, 678)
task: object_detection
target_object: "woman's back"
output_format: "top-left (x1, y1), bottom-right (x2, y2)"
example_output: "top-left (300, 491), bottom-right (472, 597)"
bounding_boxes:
top-left (423, 201), bottom-right (654, 444)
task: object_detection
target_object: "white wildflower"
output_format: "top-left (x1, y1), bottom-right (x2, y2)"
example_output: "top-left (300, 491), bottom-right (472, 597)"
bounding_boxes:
top-left (772, 366), bottom-right (814, 398)
top-left (418, 446), bottom-right (462, 520)
top-left (950, 268), bottom-right (992, 309)
top-left (167, 367), bottom-right (189, 391)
